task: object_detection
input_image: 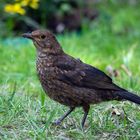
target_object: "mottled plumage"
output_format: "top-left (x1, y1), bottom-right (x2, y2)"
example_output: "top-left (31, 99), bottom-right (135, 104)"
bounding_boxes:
top-left (22, 30), bottom-right (140, 127)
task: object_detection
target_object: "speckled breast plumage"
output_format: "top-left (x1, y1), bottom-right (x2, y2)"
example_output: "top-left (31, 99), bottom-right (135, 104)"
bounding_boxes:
top-left (36, 55), bottom-right (105, 107)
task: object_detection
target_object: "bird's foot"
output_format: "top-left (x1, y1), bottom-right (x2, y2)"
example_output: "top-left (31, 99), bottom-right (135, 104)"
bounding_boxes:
top-left (52, 119), bottom-right (62, 125)
top-left (52, 108), bottom-right (75, 126)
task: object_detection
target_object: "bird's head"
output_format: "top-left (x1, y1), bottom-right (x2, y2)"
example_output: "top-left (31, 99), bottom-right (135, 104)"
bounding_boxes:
top-left (22, 30), bottom-right (63, 55)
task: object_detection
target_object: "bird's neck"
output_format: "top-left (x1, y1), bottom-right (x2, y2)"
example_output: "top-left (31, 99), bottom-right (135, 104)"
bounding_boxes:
top-left (37, 52), bottom-right (55, 68)
top-left (36, 51), bottom-right (63, 74)
top-left (36, 54), bottom-right (53, 81)
top-left (37, 50), bottom-right (63, 60)
top-left (37, 52), bottom-right (55, 63)
top-left (36, 40), bottom-right (64, 56)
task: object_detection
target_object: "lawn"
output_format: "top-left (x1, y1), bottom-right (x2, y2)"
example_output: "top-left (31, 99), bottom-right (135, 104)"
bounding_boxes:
top-left (1, 4), bottom-right (140, 140)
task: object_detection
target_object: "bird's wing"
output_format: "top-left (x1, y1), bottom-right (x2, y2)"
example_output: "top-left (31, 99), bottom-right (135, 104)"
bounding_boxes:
top-left (57, 60), bottom-right (122, 91)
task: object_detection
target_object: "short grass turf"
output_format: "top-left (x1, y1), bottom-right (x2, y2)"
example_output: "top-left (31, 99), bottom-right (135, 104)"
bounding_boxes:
top-left (1, 4), bottom-right (140, 140)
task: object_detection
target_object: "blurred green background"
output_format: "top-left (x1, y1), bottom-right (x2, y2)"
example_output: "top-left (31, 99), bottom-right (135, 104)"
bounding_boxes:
top-left (1, 0), bottom-right (140, 139)
top-left (0, 0), bottom-right (140, 36)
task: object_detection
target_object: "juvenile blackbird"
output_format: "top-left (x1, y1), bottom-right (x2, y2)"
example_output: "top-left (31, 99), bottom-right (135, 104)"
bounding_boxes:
top-left (22, 30), bottom-right (140, 127)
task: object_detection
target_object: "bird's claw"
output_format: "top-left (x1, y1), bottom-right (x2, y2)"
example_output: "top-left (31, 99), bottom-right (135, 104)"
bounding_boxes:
top-left (52, 119), bottom-right (62, 125)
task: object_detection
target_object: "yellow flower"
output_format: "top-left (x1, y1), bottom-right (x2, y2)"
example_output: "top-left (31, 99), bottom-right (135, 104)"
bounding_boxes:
top-left (17, 0), bottom-right (39, 9)
top-left (20, 0), bottom-right (30, 6)
top-left (4, 3), bottom-right (26, 15)
top-left (4, 0), bottom-right (39, 15)
top-left (30, 0), bottom-right (39, 9)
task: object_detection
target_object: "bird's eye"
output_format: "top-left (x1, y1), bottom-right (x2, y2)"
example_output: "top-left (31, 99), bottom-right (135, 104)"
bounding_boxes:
top-left (40, 35), bottom-right (46, 39)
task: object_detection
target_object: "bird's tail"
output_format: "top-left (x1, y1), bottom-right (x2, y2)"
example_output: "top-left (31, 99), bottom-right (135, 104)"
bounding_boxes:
top-left (115, 91), bottom-right (140, 105)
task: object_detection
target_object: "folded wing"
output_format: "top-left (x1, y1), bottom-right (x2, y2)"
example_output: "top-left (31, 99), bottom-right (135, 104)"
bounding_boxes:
top-left (57, 60), bottom-right (123, 91)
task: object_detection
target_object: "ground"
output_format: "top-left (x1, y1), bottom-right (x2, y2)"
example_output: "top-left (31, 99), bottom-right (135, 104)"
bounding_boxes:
top-left (0, 5), bottom-right (140, 140)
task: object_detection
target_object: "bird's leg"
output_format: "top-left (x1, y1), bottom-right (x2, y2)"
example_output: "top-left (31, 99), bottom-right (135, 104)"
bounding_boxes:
top-left (53, 107), bottom-right (75, 125)
top-left (81, 105), bottom-right (90, 128)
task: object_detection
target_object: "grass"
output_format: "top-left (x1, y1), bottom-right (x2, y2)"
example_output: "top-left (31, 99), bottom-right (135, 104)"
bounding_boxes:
top-left (1, 3), bottom-right (140, 140)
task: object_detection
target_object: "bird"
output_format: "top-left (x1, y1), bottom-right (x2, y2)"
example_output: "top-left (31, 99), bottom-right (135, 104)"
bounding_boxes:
top-left (22, 29), bottom-right (140, 128)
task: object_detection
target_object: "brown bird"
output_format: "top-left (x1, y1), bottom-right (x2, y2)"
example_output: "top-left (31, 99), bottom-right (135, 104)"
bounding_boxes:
top-left (22, 30), bottom-right (140, 127)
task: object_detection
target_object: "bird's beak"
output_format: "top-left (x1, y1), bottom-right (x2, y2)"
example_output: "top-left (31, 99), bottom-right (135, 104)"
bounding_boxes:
top-left (22, 33), bottom-right (33, 40)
